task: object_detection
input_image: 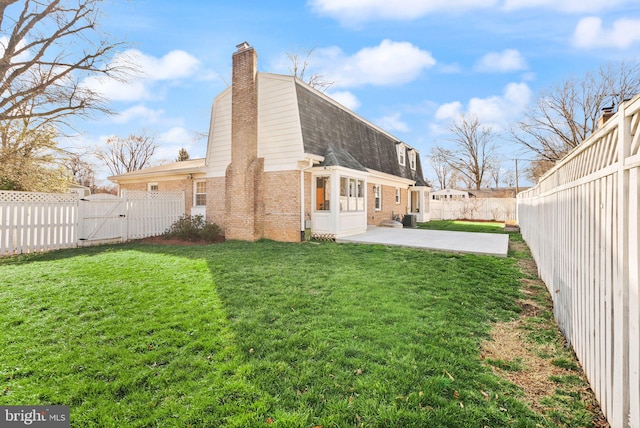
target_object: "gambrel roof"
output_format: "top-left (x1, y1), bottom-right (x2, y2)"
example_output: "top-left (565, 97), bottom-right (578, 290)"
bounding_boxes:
top-left (295, 81), bottom-right (428, 186)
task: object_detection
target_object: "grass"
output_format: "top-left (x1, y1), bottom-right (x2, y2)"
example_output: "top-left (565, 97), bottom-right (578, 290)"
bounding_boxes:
top-left (0, 222), bottom-right (604, 427)
top-left (417, 220), bottom-right (505, 234)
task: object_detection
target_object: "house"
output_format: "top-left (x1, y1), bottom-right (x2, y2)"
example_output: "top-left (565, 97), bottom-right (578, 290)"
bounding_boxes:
top-left (109, 42), bottom-right (431, 242)
top-left (431, 189), bottom-right (470, 200)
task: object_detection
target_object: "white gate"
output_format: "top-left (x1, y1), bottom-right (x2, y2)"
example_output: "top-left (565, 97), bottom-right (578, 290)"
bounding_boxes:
top-left (78, 194), bottom-right (126, 245)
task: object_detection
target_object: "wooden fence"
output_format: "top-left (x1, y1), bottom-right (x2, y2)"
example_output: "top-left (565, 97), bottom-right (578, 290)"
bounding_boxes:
top-left (430, 198), bottom-right (516, 222)
top-left (1, 190), bottom-right (185, 256)
top-left (517, 94), bottom-right (640, 428)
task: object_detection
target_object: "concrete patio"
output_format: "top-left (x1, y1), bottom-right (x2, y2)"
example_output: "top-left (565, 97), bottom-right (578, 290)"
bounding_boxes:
top-left (336, 226), bottom-right (509, 257)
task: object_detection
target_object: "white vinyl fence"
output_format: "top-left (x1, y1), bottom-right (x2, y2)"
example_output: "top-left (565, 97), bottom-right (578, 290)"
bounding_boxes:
top-left (430, 198), bottom-right (516, 221)
top-left (1, 190), bottom-right (185, 256)
top-left (517, 94), bottom-right (640, 428)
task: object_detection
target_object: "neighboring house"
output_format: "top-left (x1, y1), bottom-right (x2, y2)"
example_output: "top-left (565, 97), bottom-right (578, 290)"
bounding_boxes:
top-left (431, 189), bottom-right (470, 200)
top-left (467, 187), bottom-right (527, 198)
top-left (109, 42), bottom-right (431, 242)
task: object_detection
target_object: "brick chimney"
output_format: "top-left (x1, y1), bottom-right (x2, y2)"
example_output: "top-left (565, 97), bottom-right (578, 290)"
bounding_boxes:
top-left (225, 42), bottom-right (265, 241)
top-left (597, 104), bottom-right (615, 129)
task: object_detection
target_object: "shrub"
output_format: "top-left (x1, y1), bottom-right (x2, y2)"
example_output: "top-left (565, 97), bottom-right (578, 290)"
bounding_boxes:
top-left (163, 215), bottom-right (221, 242)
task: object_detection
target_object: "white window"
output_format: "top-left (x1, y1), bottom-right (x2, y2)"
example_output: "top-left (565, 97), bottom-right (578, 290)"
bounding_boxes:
top-left (409, 150), bottom-right (416, 170)
top-left (373, 185), bottom-right (381, 210)
top-left (340, 176), bottom-right (365, 211)
top-left (147, 183), bottom-right (158, 191)
top-left (396, 144), bottom-right (405, 166)
top-left (315, 176), bottom-right (330, 211)
top-left (194, 181), bottom-right (206, 206)
top-left (395, 188), bottom-right (401, 204)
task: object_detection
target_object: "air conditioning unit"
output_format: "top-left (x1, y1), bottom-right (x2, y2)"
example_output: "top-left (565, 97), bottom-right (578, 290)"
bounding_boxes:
top-left (402, 214), bottom-right (417, 228)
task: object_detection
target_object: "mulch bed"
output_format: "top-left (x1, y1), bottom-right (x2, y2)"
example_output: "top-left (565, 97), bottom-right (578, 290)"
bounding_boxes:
top-left (136, 235), bottom-right (226, 246)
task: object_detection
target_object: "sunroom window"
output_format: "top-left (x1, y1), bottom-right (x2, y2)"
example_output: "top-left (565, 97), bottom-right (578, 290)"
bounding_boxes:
top-left (340, 177), bottom-right (364, 211)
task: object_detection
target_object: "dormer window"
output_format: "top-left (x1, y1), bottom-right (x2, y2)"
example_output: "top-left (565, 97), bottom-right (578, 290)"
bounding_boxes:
top-left (396, 143), bottom-right (406, 166)
top-left (409, 149), bottom-right (416, 170)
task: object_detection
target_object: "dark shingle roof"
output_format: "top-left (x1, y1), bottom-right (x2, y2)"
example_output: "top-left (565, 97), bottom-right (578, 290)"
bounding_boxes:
top-left (322, 145), bottom-right (368, 171)
top-left (295, 82), bottom-right (428, 186)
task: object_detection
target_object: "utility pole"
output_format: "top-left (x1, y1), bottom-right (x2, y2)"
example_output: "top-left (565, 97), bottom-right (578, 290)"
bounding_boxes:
top-left (515, 158), bottom-right (519, 195)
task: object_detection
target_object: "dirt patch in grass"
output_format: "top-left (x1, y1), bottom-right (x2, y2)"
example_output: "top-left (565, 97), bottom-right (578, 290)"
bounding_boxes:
top-left (482, 319), bottom-right (565, 411)
top-left (481, 238), bottom-right (610, 427)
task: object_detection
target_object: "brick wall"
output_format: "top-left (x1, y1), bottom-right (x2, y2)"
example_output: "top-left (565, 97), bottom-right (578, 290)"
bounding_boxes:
top-left (206, 177), bottom-right (225, 231)
top-left (119, 182), bottom-right (146, 192)
top-left (262, 170), bottom-right (301, 242)
top-left (367, 184), bottom-right (407, 225)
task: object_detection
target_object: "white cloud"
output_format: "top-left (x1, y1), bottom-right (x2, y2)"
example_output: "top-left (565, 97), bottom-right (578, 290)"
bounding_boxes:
top-left (376, 113), bottom-right (410, 133)
top-left (159, 127), bottom-right (194, 146)
top-left (129, 49), bottom-right (201, 80)
top-left (437, 63), bottom-right (463, 74)
top-left (503, 0), bottom-right (631, 13)
top-left (309, 0), bottom-right (496, 24)
top-left (81, 49), bottom-right (201, 102)
top-left (474, 49), bottom-right (528, 73)
top-left (572, 16), bottom-right (640, 49)
top-left (435, 102), bottom-right (463, 121)
top-left (112, 105), bottom-right (165, 124)
top-left (314, 40), bottom-right (436, 88)
top-left (327, 91), bottom-right (361, 110)
top-left (154, 127), bottom-right (199, 161)
top-left (309, 0), bottom-right (635, 24)
top-left (433, 82), bottom-right (532, 131)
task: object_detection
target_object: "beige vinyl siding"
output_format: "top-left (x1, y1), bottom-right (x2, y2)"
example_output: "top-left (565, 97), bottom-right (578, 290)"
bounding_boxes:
top-left (206, 88), bottom-right (232, 177)
top-left (257, 74), bottom-right (305, 172)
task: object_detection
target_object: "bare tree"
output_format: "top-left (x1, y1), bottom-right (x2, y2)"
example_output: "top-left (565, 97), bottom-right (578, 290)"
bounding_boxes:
top-left (512, 60), bottom-right (640, 172)
top-left (525, 159), bottom-right (556, 183)
top-left (429, 147), bottom-right (458, 190)
top-left (489, 160), bottom-right (502, 188)
top-left (434, 114), bottom-right (497, 190)
top-left (0, 0), bottom-right (131, 129)
top-left (97, 132), bottom-right (158, 176)
top-left (502, 170), bottom-right (516, 187)
top-left (288, 49), bottom-right (334, 92)
top-left (63, 151), bottom-right (95, 188)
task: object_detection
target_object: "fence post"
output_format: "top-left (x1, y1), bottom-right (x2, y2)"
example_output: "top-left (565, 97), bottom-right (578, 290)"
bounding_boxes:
top-left (612, 100), bottom-right (631, 428)
top-left (121, 189), bottom-right (128, 243)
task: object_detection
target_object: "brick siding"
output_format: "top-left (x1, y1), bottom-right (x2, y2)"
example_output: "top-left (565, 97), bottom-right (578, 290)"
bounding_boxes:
top-left (367, 184), bottom-right (407, 225)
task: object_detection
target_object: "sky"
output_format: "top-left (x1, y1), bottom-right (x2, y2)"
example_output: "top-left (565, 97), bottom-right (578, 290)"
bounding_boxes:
top-left (67, 0), bottom-right (640, 186)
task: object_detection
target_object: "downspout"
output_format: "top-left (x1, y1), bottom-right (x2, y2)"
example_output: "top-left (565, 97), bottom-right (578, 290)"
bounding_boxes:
top-left (300, 159), bottom-right (314, 241)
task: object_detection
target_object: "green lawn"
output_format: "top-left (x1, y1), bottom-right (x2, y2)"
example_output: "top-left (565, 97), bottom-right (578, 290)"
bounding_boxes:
top-left (417, 220), bottom-right (506, 234)
top-left (0, 228), bottom-right (596, 427)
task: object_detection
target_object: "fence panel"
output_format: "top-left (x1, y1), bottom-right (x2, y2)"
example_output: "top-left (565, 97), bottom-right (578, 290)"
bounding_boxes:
top-left (517, 94), bottom-right (640, 428)
top-left (1, 190), bottom-right (185, 256)
top-left (430, 198), bottom-right (516, 221)
top-left (125, 190), bottom-right (185, 240)
top-left (0, 191), bottom-right (78, 256)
